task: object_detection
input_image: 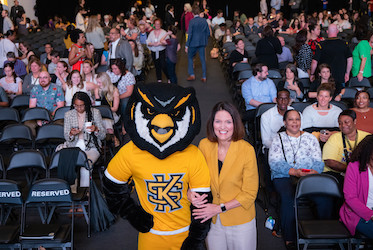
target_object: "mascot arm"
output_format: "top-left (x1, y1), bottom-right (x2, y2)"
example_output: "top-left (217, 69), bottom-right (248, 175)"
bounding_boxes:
top-left (181, 191), bottom-right (213, 250)
top-left (103, 175), bottom-right (154, 233)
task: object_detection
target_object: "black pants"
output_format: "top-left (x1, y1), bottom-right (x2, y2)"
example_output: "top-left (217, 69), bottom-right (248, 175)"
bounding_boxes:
top-left (151, 50), bottom-right (168, 82)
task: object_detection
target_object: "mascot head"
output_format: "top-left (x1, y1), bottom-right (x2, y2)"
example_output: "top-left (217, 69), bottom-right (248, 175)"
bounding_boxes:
top-left (124, 83), bottom-right (201, 159)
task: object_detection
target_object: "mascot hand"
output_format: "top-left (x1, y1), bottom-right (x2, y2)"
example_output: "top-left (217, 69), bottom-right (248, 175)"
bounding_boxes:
top-left (120, 198), bottom-right (154, 233)
top-left (181, 236), bottom-right (205, 250)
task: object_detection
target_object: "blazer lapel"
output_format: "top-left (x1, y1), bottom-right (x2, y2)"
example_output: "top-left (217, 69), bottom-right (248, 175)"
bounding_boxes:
top-left (218, 141), bottom-right (236, 185)
top-left (210, 143), bottom-right (220, 193)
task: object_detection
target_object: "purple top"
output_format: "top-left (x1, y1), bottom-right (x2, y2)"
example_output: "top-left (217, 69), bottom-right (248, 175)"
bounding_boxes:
top-left (4, 59), bottom-right (27, 77)
top-left (166, 37), bottom-right (178, 64)
top-left (340, 161), bottom-right (373, 235)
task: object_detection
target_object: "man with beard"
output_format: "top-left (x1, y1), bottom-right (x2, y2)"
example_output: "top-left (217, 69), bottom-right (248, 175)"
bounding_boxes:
top-left (242, 63), bottom-right (277, 122)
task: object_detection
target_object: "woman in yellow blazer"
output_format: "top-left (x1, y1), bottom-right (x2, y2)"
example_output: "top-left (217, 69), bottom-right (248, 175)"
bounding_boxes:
top-left (190, 101), bottom-right (259, 250)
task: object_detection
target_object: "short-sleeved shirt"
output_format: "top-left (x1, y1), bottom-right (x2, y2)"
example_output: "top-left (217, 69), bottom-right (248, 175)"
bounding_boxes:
top-left (241, 76), bottom-right (277, 110)
top-left (105, 142), bottom-right (211, 233)
top-left (314, 38), bottom-right (352, 84)
top-left (352, 40), bottom-right (372, 78)
top-left (30, 83), bottom-right (65, 113)
top-left (0, 76), bottom-right (22, 99)
top-left (106, 71), bottom-right (135, 96)
top-left (323, 130), bottom-right (370, 172)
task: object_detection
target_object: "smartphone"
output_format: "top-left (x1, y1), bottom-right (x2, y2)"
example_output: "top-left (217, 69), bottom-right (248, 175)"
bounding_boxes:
top-left (302, 169), bottom-right (311, 172)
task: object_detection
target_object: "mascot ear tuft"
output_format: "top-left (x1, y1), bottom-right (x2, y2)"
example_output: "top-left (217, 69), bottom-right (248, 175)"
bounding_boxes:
top-left (124, 83), bottom-right (201, 159)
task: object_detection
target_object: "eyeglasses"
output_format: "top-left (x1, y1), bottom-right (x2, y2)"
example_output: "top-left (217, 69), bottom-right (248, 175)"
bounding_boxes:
top-left (39, 76), bottom-right (49, 79)
top-left (74, 104), bottom-right (85, 109)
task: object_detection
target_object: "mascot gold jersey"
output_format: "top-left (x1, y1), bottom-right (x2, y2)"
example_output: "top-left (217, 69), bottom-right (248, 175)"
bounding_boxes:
top-left (103, 83), bottom-right (212, 250)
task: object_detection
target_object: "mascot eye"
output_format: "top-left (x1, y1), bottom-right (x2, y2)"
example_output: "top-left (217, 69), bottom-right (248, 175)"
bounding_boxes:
top-left (147, 108), bottom-right (154, 115)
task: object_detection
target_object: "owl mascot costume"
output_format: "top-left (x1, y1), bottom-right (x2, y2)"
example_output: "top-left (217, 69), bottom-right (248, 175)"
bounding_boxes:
top-left (103, 83), bottom-right (212, 250)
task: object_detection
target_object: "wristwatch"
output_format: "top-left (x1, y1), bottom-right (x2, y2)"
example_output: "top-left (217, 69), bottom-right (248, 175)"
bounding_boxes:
top-left (220, 203), bottom-right (227, 212)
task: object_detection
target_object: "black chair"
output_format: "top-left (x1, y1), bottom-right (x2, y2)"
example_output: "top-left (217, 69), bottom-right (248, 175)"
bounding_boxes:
top-left (0, 107), bottom-right (20, 124)
top-left (237, 70), bottom-right (253, 81)
top-left (349, 77), bottom-right (371, 88)
top-left (342, 87), bottom-right (358, 99)
top-left (291, 102), bottom-right (311, 113)
top-left (49, 148), bottom-right (91, 237)
top-left (35, 124), bottom-right (65, 158)
top-left (53, 106), bottom-right (71, 122)
top-left (299, 78), bottom-right (310, 90)
top-left (367, 87), bottom-right (373, 99)
top-left (21, 107), bottom-right (51, 123)
top-left (330, 101), bottom-right (348, 111)
top-left (0, 124), bottom-right (34, 156)
top-left (0, 180), bottom-right (23, 250)
top-left (295, 174), bottom-right (351, 250)
top-left (268, 69), bottom-right (282, 79)
top-left (0, 155), bottom-right (4, 179)
top-left (233, 63), bottom-right (252, 73)
top-left (254, 103), bottom-right (276, 153)
top-left (5, 150), bottom-right (48, 187)
top-left (10, 95), bottom-right (29, 110)
top-left (19, 179), bottom-right (74, 250)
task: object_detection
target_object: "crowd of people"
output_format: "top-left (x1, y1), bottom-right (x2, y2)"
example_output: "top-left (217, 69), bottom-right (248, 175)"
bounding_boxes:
top-left (1, 0), bottom-right (373, 249)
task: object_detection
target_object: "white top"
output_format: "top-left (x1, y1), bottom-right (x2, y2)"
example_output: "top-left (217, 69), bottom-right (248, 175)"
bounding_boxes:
top-left (302, 103), bottom-right (342, 129)
top-left (145, 5), bottom-right (155, 18)
top-left (146, 29), bottom-right (167, 52)
top-left (261, 105), bottom-right (301, 149)
top-left (0, 76), bottom-right (21, 99)
top-left (106, 70), bottom-right (135, 95)
top-left (75, 13), bottom-right (85, 32)
top-left (110, 38), bottom-right (120, 59)
top-left (367, 169), bottom-right (373, 209)
top-left (0, 38), bottom-right (18, 68)
top-left (65, 84), bottom-right (90, 106)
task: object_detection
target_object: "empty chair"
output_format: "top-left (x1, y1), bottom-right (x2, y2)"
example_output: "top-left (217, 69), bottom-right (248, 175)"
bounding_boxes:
top-left (233, 63), bottom-right (252, 73)
top-left (10, 94), bottom-right (30, 110)
top-left (0, 124), bottom-right (33, 154)
top-left (35, 124), bottom-right (65, 157)
top-left (0, 107), bottom-right (20, 124)
top-left (299, 78), bottom-right (310, 89)
top-left (349, 77), bottom-right (371, 88)
top-left (295, 174), bottom-right (351, 250)
top-left (0, 180), bottom-right (22, 250)
top-left (330, 100), bottom-right (348, 111)
top-left (21, 107), bottom-right (51, 123)
top-left (19, 179), bottom-right (74, 250)
top-left (5, 150), bottom-right (47, 186)
top-left (53, 106), bottom-right (71, 122)
top-left (268, 69), bottom-right (282, 79)
top-left (238, 70), bottom-right (253, 81)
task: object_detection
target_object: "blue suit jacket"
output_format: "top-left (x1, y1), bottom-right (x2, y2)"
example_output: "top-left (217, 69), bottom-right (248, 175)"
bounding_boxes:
top-left (186, 16), bottom-right (210, 48)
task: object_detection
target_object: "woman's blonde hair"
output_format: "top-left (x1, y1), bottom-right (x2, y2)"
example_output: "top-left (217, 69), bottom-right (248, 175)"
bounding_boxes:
top-left (184, 3), bottom-right (192, 12)
top-left (86, 15), bottom-right (101, 33)
top-left (97, 72), bottom-right (117, 102)
top-left (67, 70), bottom-right (84, 89)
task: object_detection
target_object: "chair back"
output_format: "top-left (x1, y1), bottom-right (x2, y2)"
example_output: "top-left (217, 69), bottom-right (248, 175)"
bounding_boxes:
top-left (0, 124), bottom-right (33, 143)
top-left (49, 147), bottom-right (90, 173)
top-left (233, 63), bottom-right (251, 73)
top-left (6, 150), bottom-right (47, 173)
top-left (0, 107), bottom-right (20, 123)
top-left (238, 70), bottom-right (253, 81)
top-left (330, 101), bottom-right (348, 111)
top-left (25, 178), bottom-right (72, 204)
top-left (21, 107), bottom-right (51, 123)
top-left (298, 78), bottom-right (310, 89)
top-left (10, 95), bottom-right (30, 109)
top-left (342, 87), bottom-right (358, 99)
top-left (268, 69), bottom-right (282, 79)
top-left (35, 124), bottom-right (64, 143)
top-left (0, 180), bottom-right (23, 205)
top-left (295, 174), bottom-right (342, 200)
top-left (95, 105), bottom-right (114, 120)
top-left (53, 106), bottom-right (70, 122)
top-left (349, 77), bottom-right (371, 88)
top-left (291, 102), bottom-right (311, 113)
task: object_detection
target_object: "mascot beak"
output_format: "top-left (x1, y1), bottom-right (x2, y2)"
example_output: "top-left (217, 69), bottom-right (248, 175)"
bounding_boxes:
top-left (150, 114), bottom-right (174, 144)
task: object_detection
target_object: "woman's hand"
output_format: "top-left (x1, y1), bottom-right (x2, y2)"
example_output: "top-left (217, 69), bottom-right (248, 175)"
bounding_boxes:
top-left (187, 190), bottom-right (208, 208)
top-left (192, 203), bottom-right (221, 223)
top-left (87, 125), bottom-right (98, 133)
top-left (70, 127), bottom-right (81, 136)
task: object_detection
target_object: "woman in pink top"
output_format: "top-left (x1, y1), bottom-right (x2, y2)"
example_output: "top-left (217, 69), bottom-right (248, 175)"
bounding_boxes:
top-left (340, 135), bottom-right (373, 238)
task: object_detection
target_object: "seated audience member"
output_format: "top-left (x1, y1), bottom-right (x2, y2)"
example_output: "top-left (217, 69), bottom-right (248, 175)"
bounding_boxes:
top-left (244, 17), bottom-right (259, 36)
top-left (261, 89), bottom-right (294, 149)
top-left (214, 23), bottom-right (226, 41)
top-left (277, 36), bottom-right (293, 69)
top-left (222, 29), bottom-right (233, 43)
top-left (81, 60), bottom-right (97, 84)
top-left (54, 61), bottom-right (69, 88)
top-left (0, 86), bottom-right (9, 106)
top-left (212, 9), bottom-right (225, 27)
top-left (277, 64), bottom-right (304, 102)
top-left (26, 71), bottom-right (65, 136)
top-left (269, 109), bottom-right (327, 248)
top-left (333, 13), bottom-right (351, 32)
top-left (94, 72), bottom-right (120, 146)
top-left (229, 39), bottom-right (249, 69)
top-left (48, 51), bottom-right (60, 75)
top-left (285, 18), bottom-right (300, 35)
top-left (4, 51), bottom-right (27, 78)
top-left (323, 110), bottom-right (370, 183)
top-left (18, 42), bottom-right (35, 66)
top-left (255, 26), bottom-right (282, 69)
top-left (309, 64), bottom-right (334, 100)
top-left (257, 18), bottom-right (268, 36)
top-left (230, 19), bottom-right (244, 38)
top-left (340, 135), bottom-right (373, 238)
top-left (63, 70), bottom-right (96, 106)
top-left (22, 59), bottom-right (42, 94)
top-left (64, 91), bottom-right (105, 188)
top-left (0, 62), bottom-right (22, 99)
top-left (242, 63), bottom-right (277, 121)
top-left (351, 90), bottom-right (373, 134)
top-left (40, 43), bottom-right (53, 65)
top-left (302, 83), bottom-right (342, 142)
top-left (275, 18), bottom-right (288, 34)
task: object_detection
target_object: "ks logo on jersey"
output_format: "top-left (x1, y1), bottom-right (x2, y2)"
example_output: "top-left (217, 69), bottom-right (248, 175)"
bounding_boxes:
top-left (146, 173), bottom-right (184, 212)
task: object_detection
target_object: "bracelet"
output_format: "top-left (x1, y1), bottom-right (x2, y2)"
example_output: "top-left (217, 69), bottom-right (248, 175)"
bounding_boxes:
top-left (359, 71), bottom-right (364, 73)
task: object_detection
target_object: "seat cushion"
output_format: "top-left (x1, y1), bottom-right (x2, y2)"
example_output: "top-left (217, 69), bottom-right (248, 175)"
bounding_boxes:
top-left (0, 225), bottom-right (19, 243)
top-left (299, 220), bottom-right (351, 239)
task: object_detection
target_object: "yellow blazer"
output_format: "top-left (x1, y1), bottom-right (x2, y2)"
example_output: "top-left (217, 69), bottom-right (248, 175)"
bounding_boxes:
top-left (198, 138), bottom-right (259, 226)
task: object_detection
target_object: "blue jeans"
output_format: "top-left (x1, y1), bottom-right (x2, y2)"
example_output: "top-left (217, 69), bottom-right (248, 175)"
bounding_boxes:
top-left (166, 58), bottom-right (177, 84)
top-left (356, 218), bottom-right (373, 238)
top-left (273, 177), bottom-right (334, 242)
top-left (188, 46), bottom-right (206, 78)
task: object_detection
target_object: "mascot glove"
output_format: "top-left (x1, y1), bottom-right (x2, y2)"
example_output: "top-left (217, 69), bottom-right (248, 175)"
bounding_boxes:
top-left (181, 237), bottom-right (206, 250)
top-left (120, 198), bottom-right (154, 233)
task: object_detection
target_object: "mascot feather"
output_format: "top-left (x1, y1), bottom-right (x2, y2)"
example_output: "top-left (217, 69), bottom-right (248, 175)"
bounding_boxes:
top-left (103, 83), bottom-right (212, 250)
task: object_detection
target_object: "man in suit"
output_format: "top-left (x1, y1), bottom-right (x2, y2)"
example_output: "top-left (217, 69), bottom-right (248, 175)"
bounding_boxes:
top-left (185, 5), bottom-right (210, 82)
top-left (108, 28), bottom-right (134, 75)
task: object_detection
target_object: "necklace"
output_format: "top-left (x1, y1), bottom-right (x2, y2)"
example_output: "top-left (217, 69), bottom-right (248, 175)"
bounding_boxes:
top-left (345, 131), bottom-right (358, 152)
top-left (285, 132), bottom-right (302, 166)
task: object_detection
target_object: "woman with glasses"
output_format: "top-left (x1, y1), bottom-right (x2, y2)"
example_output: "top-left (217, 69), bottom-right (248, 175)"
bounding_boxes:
top-left (64, 91), bottom-right (105, 188)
